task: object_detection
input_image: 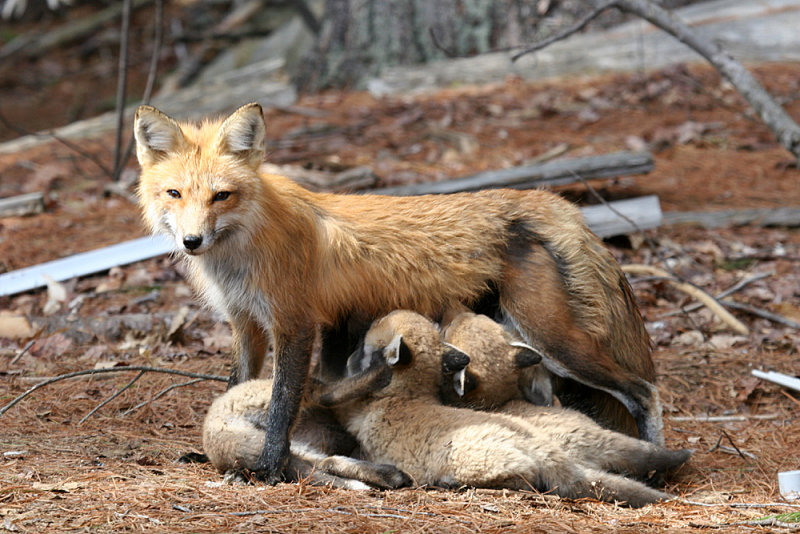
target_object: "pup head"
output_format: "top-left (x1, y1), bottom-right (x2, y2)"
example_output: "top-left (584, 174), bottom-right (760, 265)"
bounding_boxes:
top-left (345, 310), bottom-right (470, 398)
top-left (441, 312), bottom-right (544, 409)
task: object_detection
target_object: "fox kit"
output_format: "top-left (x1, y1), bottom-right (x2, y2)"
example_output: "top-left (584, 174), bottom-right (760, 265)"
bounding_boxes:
top-left (440, 312), bottom-right (689, 481)
top-left (134, 103), bottom-right (658, 482)
top-left (203, 370), bottom-right (410, 489)
top-left (440, 311), bottom-right (548, 409)
top-left (334, 311), bottom-right (680, 507)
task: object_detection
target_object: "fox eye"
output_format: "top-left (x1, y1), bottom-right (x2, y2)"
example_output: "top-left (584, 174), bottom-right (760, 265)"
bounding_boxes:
top-left (166, 189), bottom-right (181, 199)
top-left (213, 191), bottom-right (231, 202)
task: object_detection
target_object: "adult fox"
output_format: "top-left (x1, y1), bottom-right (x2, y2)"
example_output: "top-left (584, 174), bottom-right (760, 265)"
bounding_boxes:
top-left (134, 102), bottom-right (658, 482)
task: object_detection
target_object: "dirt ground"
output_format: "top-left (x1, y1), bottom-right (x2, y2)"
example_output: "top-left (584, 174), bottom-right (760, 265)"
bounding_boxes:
top-left (1, 20), bottom-right (800, 532)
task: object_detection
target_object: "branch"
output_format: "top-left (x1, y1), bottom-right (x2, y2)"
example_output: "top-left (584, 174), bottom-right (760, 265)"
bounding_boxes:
top-left (623, 264), bottom-right (750, 335)
top-left (0, 107), bottom-right (113, 178)
top-left (121, 377), bottom-right (205, 416)
top-left (0, 367), bottom-right (226, 417)
top-left (79, 370), bottom-right (146, 424)
top-left (118, 0), bottom-right (164, 180)
top-left (514, 0), bottom-right (800, 161)
top-left (604, 0), bottom-right (800, 160)
top-left (661, 271), bottom-right (773, 317)
top-left (511, 1), bottom-right (615, 61)
top-left (112, 0), bottom-right (133, 182)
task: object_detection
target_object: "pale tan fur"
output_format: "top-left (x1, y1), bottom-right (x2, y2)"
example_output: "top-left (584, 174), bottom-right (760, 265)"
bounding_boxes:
top-left (334, 311), bottom-right (676, 507)
top-left (441, 312), bottom-right (689, 479)
top-left (135, 103), bottom-right (659, 481)
top-left (441, 311), bottom-right (547, 409)
top-left (203, 376), bottom-right (409, 489)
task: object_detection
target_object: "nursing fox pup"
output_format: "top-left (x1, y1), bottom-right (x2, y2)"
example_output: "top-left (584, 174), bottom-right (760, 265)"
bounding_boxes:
top-left (440, 311), bottom-right (690, 484)
top-left (134, 102), bottom-right (658, 482)
top-left (203, 372), bottom-right (410, 489)
top-left (333, 311), bottom-right (687, 507)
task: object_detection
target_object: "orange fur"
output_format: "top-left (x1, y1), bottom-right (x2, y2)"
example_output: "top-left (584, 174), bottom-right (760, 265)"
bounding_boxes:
top-left (135, 103), bottom-right (660, 480)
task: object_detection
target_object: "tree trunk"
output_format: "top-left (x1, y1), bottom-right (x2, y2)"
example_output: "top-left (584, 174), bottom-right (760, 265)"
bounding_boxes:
top-left (294, 0), bottom-right (544, 91)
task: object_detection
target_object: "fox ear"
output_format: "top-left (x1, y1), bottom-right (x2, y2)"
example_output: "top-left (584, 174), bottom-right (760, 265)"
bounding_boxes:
top-left (134, 105), bottom-right (185, 167)
top-left (510, 341), bottom-right (543, 368)
top-left (216, 103), bottom-right (266, 168)
top-left (384, 335), bottom-right (412, 367)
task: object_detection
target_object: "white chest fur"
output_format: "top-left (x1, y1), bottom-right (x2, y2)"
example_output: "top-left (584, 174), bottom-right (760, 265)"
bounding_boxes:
top-left (189, 253), bottom-right (274, 329)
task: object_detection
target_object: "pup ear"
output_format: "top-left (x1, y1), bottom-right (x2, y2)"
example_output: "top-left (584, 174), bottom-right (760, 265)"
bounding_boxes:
top-left (453, 369), bottom-right (477, 397)
top-left (441, 343), bottom-right (470, 374)
top-left (385, 334), bottom-right (412, 367)
top-left (521, 366), bottom-right (554, 407)
top-left (215, 102), bottom-right (266, 169)
top-left (133, 105), bottom-right (185, 167)
top-left (510, 341), bottom-right (544, 368)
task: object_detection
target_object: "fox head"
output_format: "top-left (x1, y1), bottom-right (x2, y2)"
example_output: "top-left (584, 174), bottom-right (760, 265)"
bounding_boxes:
top-left (441, 312), bottom-right (545, 409)
top-left (345, 310), bottom-right (470, 399)
top-left (133, 103), bottom-right (266, 256)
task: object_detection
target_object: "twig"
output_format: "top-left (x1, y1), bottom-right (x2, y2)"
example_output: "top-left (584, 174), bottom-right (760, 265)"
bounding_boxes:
top-left (574, 172), bottom-right (707, 336)
top-left (0, 107), bottom-right (113, 178)
top-left (112, 0), bottom-right (133, 182)
top-left (122, 378), bottom-right (205, 416)
top-left (669, 413), bottom-right (780, 422)
top-left (707, 430), bottom-right (753, 461)
top-left (681, 501), bottom-right (800, 509)
top-left (622, 264), bottom-right (750, 335)
top-left (661, 272), bottom-right (773, 317)
top-left (0, 367), bottom-right (226, 417)
top-left (511, 1), bottom-right (615, 61)
top-left (429, 27), bottom-right (458, 58)
top-left (78, 370), bottom-right (146, 424)
top-left (10, 339), bottom-right (35, 366)
top-left (514, 0), bottom-right (800, 160)
top-left (721, 300), bottom-right (800, 330)
top-left (119, 0), bottom-right (164, 178)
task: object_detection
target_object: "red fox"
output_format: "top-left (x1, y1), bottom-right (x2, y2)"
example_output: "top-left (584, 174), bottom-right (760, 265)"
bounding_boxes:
top-left (333, 311), bottom-right (683, 507)
top-left (134, 102), bottom-right (658, 482)
top-left (203, 371), bottom-right (410, 489)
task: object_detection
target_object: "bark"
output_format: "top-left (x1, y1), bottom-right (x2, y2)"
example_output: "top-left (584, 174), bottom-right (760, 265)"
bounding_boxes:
top-left (295, 0), bottom-right (544, 90)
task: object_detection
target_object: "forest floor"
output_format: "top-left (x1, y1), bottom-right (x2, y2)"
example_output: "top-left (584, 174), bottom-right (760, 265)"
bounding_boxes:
top-left (1, 23), bottom-right (800, 531)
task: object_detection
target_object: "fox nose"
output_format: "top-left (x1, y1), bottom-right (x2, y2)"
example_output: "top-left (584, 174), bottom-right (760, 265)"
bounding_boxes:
top-left (183, 235), bottom-right (203, 251)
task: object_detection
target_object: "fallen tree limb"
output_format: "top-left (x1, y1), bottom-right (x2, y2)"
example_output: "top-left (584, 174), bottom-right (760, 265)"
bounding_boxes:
top-left (0, 366), bottom-right (226, 417)
top-left (663, 207), bottom-right (800, 228)
top-left (370, 151), bottom-right (653, 195)
top-left (514, 0), bottom-right (800, 161)
top-left (623, 264), bottom-right (750, 335)
top-left (0, 192), bottom-right (44, 218)
top-left (661, 271), bottom-right (773, 317)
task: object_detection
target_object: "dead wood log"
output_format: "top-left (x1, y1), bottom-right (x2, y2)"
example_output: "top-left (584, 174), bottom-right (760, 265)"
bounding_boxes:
top-left (261, 163), bottom-right (378, 192)
top-left (663, 207), bottom-right (800, 228)
top-left (0, 0), bottom-right (154, 61)
top-left (0, 192), bottom-right (44, 217)
top-left (369, 151), bottom-right (653, 196)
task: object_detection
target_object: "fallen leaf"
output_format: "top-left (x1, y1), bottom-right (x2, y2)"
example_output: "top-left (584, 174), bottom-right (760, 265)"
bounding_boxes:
top-left (708, 334), bottom-right (748, 350)
top-left (0, 312), bottom-right (34, 339)
top-left (672, 330), bottom-right (704, 347)
top-left (42, 275), bottom-right (67, 316)
top-left (736, 376), bottom-right (761, 402)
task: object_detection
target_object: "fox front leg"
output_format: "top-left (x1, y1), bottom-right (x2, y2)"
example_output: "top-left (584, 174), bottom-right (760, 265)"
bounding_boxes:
top-left (228, 314), bottom-right (271, 389)
top-left (254, 325), bottom-right (314, 484)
